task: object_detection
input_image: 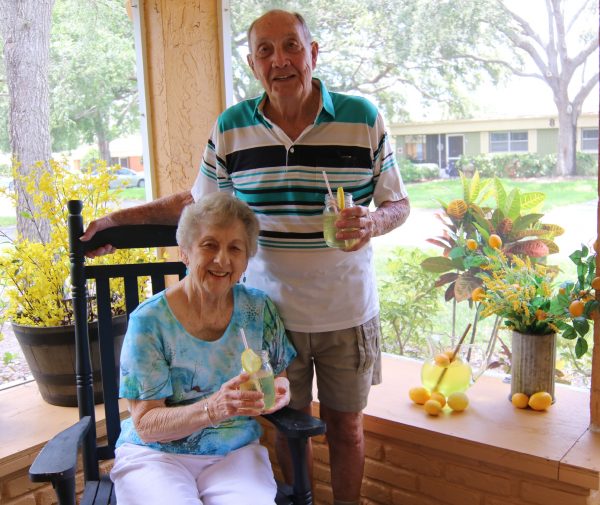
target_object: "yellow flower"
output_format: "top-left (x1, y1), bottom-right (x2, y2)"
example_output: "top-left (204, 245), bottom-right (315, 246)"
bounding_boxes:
top-left (0, 158), bottom-right (162, 327)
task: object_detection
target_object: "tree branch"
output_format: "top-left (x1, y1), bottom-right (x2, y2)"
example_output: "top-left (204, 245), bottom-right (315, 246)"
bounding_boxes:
top-left (572, 72), bottom-right (600, 110)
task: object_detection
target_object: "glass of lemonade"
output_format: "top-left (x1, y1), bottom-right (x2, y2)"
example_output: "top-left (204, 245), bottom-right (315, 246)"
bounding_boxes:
top-left (239, 350), bottom-right (276, 410)
top-left (421, 341), bottom-right (490, 397)
top-left (323, 193), bottom-right (358, 249)
top-left (421, 352), bottom-right (473, 397)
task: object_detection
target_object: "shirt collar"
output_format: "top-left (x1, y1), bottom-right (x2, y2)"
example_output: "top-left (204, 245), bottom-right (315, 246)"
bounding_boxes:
top-left (252, 78), bottom-right (335, 126)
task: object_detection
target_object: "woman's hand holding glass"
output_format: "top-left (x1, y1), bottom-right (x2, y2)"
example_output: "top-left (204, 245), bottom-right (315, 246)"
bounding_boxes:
top-left (209, 373), bottom-right (266, 423)
top-left (207, 373), bottom-right (289, 422)
top-left (262, 376), bottom-right (290, 414)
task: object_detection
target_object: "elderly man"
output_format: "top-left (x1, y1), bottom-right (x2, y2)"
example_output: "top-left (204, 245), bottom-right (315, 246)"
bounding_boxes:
top-left (83, 9), bottom-right (409, 505)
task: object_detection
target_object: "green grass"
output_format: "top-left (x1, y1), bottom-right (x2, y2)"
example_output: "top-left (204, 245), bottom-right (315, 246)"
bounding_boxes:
top-left (0, 216), bottom-right (15, 226)
top-left (406, 177), bottom-right (597, 211)
top-left (119, 187), bottom-right (145, 200)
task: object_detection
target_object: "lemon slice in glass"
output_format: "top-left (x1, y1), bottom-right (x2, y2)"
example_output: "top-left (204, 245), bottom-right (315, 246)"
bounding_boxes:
top-left (241, 348), bottom-right (261, 374)
top-left (337, 186), bottom-right (345, 210)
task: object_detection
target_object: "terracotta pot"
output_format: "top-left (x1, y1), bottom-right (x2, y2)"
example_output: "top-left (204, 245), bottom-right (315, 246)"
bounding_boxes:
top-left (12, 314), bottom-right (127, 407)
top-left (510, 330), bottom-right (556, 401)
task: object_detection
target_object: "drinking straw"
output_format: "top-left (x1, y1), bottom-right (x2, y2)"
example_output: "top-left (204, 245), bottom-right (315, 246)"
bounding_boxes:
top-left (322, 170), bottom-right (335, 202)
top-left (240, 328), bottom-right (249, 349)
top-left (432, 323), bottom-right (472, 393)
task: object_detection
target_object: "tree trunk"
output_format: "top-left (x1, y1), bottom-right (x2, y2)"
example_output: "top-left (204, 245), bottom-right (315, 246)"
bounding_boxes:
top-left (94, 116), bottom-right (111, 163)
top-left (555, 101), bottom-right (578, 176)
top-left (0, 0), bottom-right (55, 241)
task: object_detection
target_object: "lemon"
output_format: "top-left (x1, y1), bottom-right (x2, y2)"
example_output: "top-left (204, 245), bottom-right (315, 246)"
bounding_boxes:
top-left (430, 391), bottom-right (446, 408)
top-left (511, 392), bottom-right (529, 409)
top-left (336, 186), bottom-right (345, 210)
top-left (408, 386), bottom-right (430, 405)
top-left (466, 239), bottom-right (477, 251)
top-left (424, 399), bottom-right (443, 416)
top-left (241, 348), bottom-right (261, 374)
top-left (447, 392), bottom-right (469, 412)
top-left (528, 391), bottom-right (553, 411)
top-left (434, 353), bottom-right (450, 367)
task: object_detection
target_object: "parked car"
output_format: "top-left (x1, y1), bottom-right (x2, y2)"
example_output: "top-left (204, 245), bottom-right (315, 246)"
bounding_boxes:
top-left (109, 168), bottom-right (145, 189)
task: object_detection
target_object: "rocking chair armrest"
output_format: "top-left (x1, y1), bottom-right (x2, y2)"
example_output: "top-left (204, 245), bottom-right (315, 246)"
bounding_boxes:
top-left (261, 406), bottom-right (326, 439)
top-left (29, 416), bottom-right (92, 483)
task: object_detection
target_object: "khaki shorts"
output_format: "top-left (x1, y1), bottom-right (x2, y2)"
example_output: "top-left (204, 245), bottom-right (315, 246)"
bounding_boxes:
top-left (285, 315), bottom-right (382, 413)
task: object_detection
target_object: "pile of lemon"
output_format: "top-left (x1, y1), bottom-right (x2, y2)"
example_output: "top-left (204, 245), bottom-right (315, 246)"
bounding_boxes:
top-left (511, 391), bottom-right (553, 411)
top-left (408, 386), bottom-right (469, 416)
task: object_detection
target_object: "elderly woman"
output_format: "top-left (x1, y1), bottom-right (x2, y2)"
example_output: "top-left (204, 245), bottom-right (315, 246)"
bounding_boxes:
top-left (110, 193), bottom-right (296, 505)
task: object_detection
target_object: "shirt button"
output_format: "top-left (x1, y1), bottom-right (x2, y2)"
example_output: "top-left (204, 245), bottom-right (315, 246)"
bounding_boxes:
top-left (290, 147), bottom-right (295, 153)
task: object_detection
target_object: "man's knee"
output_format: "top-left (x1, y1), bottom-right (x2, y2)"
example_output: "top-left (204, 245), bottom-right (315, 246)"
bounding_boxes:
top-left (322, 408), bottom-right (363, 444)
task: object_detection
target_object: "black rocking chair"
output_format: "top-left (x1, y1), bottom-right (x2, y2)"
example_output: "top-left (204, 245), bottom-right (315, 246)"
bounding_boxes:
top-left (28, 199), bottom-right (325, 505)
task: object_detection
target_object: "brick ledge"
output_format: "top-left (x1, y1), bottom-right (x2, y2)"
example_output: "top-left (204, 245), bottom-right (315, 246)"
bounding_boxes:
top-left (1, 355), bottom-right (599, 491)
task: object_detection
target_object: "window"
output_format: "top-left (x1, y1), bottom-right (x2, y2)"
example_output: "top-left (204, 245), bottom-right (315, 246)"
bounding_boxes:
top-left (404, 134), bottom-right (426, 161)
top-left (581, 128), bottom-right (598, 152)
top-left (489, 131), bottom-right (528, 153)
top-left (110, 157), bottom-right (130, 168)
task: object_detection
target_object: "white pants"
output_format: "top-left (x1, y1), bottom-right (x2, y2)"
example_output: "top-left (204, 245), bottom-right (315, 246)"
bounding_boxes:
top-left (110, 442), bottom-right (277, 505)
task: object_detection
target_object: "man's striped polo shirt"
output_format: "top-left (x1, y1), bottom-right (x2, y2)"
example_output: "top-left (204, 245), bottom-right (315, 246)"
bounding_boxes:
top-left (192, 79), bottom-right (407, 332)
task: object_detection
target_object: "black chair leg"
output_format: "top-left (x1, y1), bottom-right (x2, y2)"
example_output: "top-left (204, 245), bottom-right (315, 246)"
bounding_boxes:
top-left (288, 437), bottom-right (313, 505)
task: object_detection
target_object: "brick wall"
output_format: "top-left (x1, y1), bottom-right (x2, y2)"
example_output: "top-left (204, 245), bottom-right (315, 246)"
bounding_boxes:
top-left (4, 424), bottom-right (599, 505)
top-left (260, 421), bottom-right (600, 505)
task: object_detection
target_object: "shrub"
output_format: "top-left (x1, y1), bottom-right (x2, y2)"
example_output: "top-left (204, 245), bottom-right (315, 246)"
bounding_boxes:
top-left (456, 152), bottom-right (597, 178)
top-left (378, 247), bottom-right (443, 358)
top-left (0, 159), bottom-right (160, 327)
top-left (399, 158), bottom-right (440, 182)
top-left (576, 152), bottom-right (598, 176)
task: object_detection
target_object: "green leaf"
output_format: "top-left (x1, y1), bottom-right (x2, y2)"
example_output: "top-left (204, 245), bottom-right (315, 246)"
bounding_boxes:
top-left (554, 320), bottom-right (571, 331)
top-left (569, 249), bottom-right (584, 264)
top-left (493, 177), bottom-right (506, 211)
top-left (572, 317), bottom-right (590, 336)
top-left (585, 300), bottom-right (599, 318)
top-left (463, 255), bottom-right (488, 269)
top-left (511, 213), bottom-right (543, 233)
top-left (575, 337), bottom-right (588, 358)
top-left (448, 247), bottom-right (465, 260)
top-left (519, 192), bottom-right (545, 211)
top-left (473, 223), bottom-right (491, 242)
top-left (469, 171), bottom-right (481, 202)
top-left (460, 171), bottom-right (470, 203)
top-left (420, 256), bottom-right (455, 273)
top-left (561, 325), bottom-right (577, 340)
top-left (490, 208), bottom-right (504, 229)
top-left (505, 188), bottom-right (521, 221)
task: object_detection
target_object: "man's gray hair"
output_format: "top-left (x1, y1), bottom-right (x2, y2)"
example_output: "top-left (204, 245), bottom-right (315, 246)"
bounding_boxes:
top-left (176, 193), bottom-right (259, 257)
top-left (247, 9), bottom-right (313, 51)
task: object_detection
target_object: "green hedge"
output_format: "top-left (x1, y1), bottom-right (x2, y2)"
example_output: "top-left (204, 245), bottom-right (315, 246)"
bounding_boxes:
top-left (399, 159), bottom-right (440, 182)
top-left (455, 152), bottom-right (597, 178)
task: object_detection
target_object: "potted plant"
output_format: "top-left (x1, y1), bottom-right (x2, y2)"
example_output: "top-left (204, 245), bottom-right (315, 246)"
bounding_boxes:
top-left (473, 244), bottom-right (598, 402)
top-left (420, 171), bottom-right (564, 369)
top-left (0, 159), bottom-right (160, 406)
